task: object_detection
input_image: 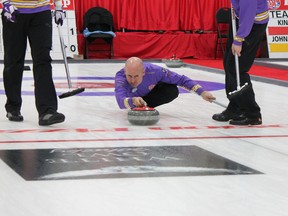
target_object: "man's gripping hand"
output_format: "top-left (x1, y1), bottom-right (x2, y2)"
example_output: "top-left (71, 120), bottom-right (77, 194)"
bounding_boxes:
top-left (2, 0), bottom-right (19, 23)
top-left (54, 0), bottom-right (65, 26)
top-left (132, 97), bottom-right (147, 107)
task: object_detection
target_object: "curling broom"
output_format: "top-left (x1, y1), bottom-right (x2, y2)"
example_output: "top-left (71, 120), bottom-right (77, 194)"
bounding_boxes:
top-left (57, 25), bottom-right (85, 99)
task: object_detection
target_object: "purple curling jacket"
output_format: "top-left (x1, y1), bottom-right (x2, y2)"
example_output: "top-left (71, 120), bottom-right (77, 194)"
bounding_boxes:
top-left (231, 0), bottom-right (269, 45)
top-left (114, 63), bottom-right (204, 109)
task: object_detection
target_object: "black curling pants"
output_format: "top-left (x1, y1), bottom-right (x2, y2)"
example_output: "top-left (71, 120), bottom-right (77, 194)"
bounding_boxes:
top-left (224, 22), bottom-right (267, 118)
top-left (2, 10), bottom-right (58, 117)
top-left (142, 83), bottom-right (179, 108)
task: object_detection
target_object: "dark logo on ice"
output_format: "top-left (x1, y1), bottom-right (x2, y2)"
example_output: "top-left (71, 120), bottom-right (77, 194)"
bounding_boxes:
top-left (0, 146), bottom-right (262, 180)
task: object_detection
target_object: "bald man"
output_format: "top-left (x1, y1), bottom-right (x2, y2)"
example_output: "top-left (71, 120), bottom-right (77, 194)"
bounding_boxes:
top-left (114, 57), bottom-right (215, 109)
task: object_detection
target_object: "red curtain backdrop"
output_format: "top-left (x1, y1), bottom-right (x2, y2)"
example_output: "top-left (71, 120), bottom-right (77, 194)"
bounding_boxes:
top-left (120, 0), bottom-right (181, 31)
top-left (74, 0), bottom-right (230, 32)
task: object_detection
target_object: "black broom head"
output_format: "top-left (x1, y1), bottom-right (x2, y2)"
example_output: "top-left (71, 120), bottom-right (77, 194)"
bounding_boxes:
top-left (58, 88), bottom-right (85, 99)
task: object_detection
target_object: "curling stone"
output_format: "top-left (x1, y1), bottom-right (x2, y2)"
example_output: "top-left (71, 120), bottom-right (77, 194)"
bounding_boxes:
top-left (128, 107), bottom-right (160, 126)
top-left (165, 59), bottom-right (183, 68)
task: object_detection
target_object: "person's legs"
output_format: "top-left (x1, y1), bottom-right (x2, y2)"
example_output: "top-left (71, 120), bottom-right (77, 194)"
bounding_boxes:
top-left (229, 23), bottom-right (267, 125)
top-left (28, 11), bottom-right (64, 125)
top-left (233, 23), bottom-right (267, 118)
top-left (212, 24), bottom-right (243, 121)
top-left (2, 13), bottom-right (27, 121)
top-left (213, 22), bottom-right (267, 125)
top-left (142, 83), bottom-right (179, 108)
top-left (28, 11), bottom-right (57, 115)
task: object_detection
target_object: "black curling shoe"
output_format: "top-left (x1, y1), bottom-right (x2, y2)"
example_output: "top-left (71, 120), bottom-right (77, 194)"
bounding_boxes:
top-left (6, 111), bottom-right (24, 122)
top-left (212, 110), bottom-right (242, 122)
top-left (39, 112), bottom-right (65, 126)
top-left (229, 117), bottom-right (262, 126)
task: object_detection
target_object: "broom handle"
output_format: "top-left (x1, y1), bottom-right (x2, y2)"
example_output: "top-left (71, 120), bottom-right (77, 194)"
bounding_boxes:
top-left (231, 6), bottom-right (241, 90)
top-left (213, 100), bottom-right (227, 108)
top-left (58, 25), bottom-right (72, 89)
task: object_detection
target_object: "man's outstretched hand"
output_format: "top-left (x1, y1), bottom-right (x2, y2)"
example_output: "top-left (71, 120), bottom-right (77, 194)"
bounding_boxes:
top-left (201, 91), bottom-right (216, 102)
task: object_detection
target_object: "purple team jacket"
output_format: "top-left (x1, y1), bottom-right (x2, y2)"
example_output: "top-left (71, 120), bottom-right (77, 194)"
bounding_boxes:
top-left (231, 0), bottom-right (269, 45)
top-left (114, 63), bottom-right (204, 109)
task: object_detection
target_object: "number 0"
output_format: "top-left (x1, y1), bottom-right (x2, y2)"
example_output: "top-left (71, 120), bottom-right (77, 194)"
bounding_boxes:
top-left (70, 45), bottom-right (76, 52)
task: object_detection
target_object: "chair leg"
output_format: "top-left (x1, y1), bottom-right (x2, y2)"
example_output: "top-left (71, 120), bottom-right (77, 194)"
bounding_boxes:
top-left (110, 41), bottom-right (114, 59)
top-left (214, 37), bottom-right (218, 59)
top-left (109, 43), bottom-right (111, 59)
top-left (84, 39), bottom-right (88, 59)
top-left (219, 37), bottom-right (225, 56)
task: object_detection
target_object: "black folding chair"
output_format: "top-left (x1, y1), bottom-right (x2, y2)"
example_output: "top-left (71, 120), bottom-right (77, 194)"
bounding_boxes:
top-left (214, 7), bottom-right (231, 59)
top-left (83, 7), bottom-right (115, 59)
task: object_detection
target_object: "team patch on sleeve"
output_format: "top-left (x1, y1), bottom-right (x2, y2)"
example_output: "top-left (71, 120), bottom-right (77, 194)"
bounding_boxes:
top-left (162, 68), bottom-right (172, 76)
top-left (162, 68), bottom-right (167, 73)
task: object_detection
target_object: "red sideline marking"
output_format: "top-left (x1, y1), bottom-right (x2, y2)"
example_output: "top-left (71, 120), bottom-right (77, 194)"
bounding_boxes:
top-left (0, 134), bottom-right (288, 144)
top-left (0, 124), bottom-right (284, 134)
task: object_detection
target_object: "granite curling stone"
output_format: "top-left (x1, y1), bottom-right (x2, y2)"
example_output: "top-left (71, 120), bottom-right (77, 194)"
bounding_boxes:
top-left (128, 107), bottom-right (160, 125)
top-left (165, 59), bottom-right (183, 68)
